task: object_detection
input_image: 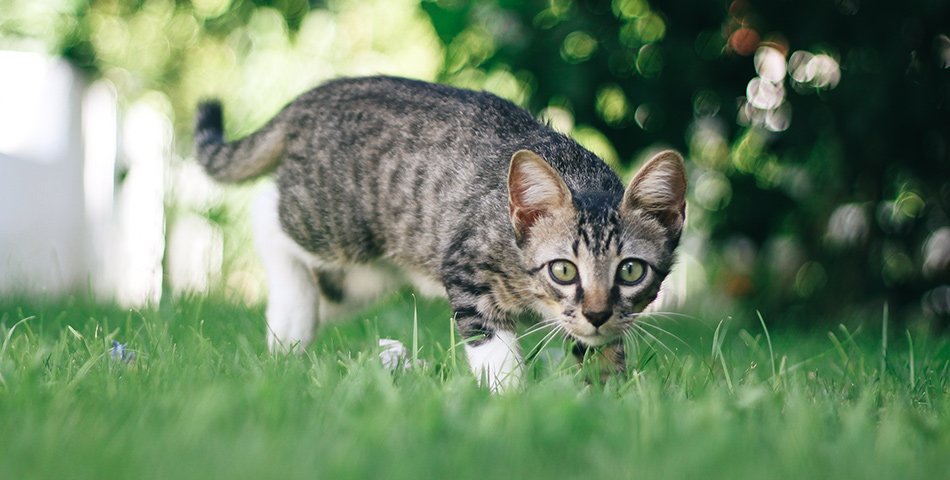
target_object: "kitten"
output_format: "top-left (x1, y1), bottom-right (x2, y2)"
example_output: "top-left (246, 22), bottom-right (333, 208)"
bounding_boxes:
top-left (194, 76), bottom-right (686, 391)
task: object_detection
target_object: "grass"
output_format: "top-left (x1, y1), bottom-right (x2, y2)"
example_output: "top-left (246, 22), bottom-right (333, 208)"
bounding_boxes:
top-left (1, 294), bottom-right (949, 480)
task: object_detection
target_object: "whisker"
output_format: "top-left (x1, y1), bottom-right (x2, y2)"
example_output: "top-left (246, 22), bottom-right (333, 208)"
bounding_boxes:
top-left (538, 327), bottom-right (561, 349)
top-left (536, 324), bottom-right (566, 358)
top-left (525, 324), bottom-right (564, 364)
top-left (636, 321), bottom-right (689, 348)
top-left (638, 311), bottom-right (705, 324)
top-left (533, 326), bottom-right (569, 367)
top-left (519, 320), bottom-right (558, 340)
top-left (623, 328), bottom-right (643, 365)
top-left (632, 323), bottom-right (676, 357)
top-left (626, 329), bottom-right (656, 361)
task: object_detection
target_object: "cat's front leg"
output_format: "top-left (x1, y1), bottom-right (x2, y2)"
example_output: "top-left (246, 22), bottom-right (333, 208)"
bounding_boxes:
top-left (572, 340), bottom-right (627, 383)
top-left (455, 309), bottom-right (523, 393)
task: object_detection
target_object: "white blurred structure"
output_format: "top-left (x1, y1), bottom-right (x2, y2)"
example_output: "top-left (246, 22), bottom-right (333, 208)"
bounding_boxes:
top-left (0, 51), bottom-right (168, 305)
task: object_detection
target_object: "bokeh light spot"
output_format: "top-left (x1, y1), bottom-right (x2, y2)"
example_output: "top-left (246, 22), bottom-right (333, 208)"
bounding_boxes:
top-left (692, 89), bottom-right (721, 117)
top-left (922, 286), bottom-right (950, 317)
top-left (634, 103), bottom-right (661, 131)
top-left (635, 13), bottom-right (666, 43)
top-left (612, 0), bottom-right (648, 19)
top-left (923, 227), bottom-right (950, 279)
top-left (825, 203), bottom-right (869, 247)
top-left (789, 51), bottom-right (841, 90)
top-left (595, 84), bottom-right (630, 126)
top-left (732, 128), bottom-right (766, 173)
top-left (539, 104), bottom-right (575, 134)
top-left (764, 102), bottom-right (792, 132)
top-left (788, 51), bottom-right (813, 83)
top-left (694, 170), bottom-right (733, 211)
top-left (754, 46), bottom-right (787, 83)
top-left (572, 125), bottom-right (620, 167)
top-left (795, 261), bottom-right (827, 298)
top-left (937, 34), bottom-right (950, 68)
top-left (688, 117), bottom-right (729, 169)
top-left (895, 190), bottom-right (925, 219)
top-left (746, 77), bottom-right (785, 110)
top-left (635, 44), bottom-right (664, 77)
top-left (804, 54), bottom-right (841, 89)
top-left (561, 31), bottom-right (598, 63)
top-left (882, 246), bottom-right (915, 286)
top-left (728, 27), bottom-right (759, 56)
top-left (192, 0), bottom-right (232, 19)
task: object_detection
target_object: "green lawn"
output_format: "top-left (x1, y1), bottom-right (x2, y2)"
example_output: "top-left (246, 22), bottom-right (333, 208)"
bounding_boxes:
top-left (1, 295), bottom-right (948, 480)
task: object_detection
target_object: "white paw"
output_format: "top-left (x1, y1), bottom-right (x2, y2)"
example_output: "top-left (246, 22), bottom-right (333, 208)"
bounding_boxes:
top-left (464, 331), bottom-right (523, 393)
top-left (378, 338), bottom-right (425, 371)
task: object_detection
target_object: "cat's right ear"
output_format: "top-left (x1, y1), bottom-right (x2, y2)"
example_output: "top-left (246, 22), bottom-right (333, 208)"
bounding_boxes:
top-left (621, 149), bottom-right (687, 235)
top-left (507, 150), bottom-right (573, 246)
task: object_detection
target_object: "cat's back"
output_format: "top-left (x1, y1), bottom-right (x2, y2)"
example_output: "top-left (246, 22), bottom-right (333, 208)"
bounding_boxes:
top-left (297, 76), bottom-right (535, 127)
top-left (281, 76), bottom-right (616, 193)
top-left (274, 76), bottom-right (621, 271)
top-left (275, 77), bottom-right (535, 264)
top-left (285, 76), bottom-right (542, 158)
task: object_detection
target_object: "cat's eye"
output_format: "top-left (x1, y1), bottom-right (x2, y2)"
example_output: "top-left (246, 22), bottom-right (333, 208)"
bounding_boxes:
top-left (548, 260), bottom-right (578, 285)
top-left (617, 259), bottom-right (648, 286)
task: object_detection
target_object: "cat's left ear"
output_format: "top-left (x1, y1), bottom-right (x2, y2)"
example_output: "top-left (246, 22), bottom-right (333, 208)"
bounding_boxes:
top-left (508, 150), bottom-right (573, 246)
top-left (621, 150), bottom-right (687, 234)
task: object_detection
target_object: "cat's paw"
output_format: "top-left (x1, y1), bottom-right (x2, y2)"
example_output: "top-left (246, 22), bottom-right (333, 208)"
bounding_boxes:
top-left (464, 331), bottom-right (523, 393)
top-left (378, 338), bottom-right (426, 371)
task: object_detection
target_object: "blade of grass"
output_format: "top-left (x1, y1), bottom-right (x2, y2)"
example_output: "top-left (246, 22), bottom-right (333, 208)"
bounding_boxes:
top-left (757, 311), bottom-right (776, 380)
top-left (0, 315), bottom-right (35, 386)
top-left (881, 302), bottom-right (888, 381)
top-left (827, 331), bottom-right (849, 366)
top-left (712, 318), bottom-right (734, 392)
top-left (448, 314), bottom-right (457, 372)
top-left (411, 294), bottom-right (419, 365)
top-left (906, 329), bottom-right (915, 392)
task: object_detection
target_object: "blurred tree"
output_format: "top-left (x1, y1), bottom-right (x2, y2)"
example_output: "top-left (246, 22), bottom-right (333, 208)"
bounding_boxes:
top-left (421, 0), bottom-right (950, 327)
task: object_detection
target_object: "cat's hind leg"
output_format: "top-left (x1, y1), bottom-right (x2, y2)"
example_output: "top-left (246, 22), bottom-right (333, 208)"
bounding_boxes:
top-left (252, 186), bottom-right (322, 353)
top-left (313, 264), bottom-right (398, 323)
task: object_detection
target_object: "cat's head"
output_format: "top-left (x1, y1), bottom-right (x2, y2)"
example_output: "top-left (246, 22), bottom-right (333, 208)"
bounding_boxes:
top-left (508, 149), bottom-right (686, 347)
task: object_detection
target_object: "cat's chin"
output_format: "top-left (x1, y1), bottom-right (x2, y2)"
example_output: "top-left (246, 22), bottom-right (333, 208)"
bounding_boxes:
top-left (569, 332), bottom-right (618, 347)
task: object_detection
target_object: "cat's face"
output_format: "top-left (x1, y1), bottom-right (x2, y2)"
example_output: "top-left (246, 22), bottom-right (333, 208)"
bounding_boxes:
top-left (508, 150), bottom-right (686, 347)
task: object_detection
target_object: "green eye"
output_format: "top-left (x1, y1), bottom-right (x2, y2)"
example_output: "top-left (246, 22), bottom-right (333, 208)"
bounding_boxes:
top-left (548, 260), bottom-right (578, 285)
top-left (617, 259), bottom-right (647, 285)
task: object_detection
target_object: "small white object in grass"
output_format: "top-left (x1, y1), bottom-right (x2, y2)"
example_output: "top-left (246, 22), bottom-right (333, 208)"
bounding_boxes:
top-left (109, 340), bottom-right (135, 363)
top-left (378, 338), bottom-right (408, 371)
top-left (378, 338), bottom-right (426, 371)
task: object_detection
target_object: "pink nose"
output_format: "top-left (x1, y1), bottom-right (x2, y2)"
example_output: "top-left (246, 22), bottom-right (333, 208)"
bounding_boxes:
top-left (583, 310), bottom-right (611, 328)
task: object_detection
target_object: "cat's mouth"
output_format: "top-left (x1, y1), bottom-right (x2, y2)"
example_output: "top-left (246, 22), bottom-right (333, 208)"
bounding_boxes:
top-left (539, 304), bottom-right (628, 347)
top-left (564, 317), bottom-right (624, 347)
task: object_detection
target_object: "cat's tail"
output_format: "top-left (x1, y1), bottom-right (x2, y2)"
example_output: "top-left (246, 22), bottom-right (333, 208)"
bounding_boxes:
top-left (194, 100), bottom-right (286, 183)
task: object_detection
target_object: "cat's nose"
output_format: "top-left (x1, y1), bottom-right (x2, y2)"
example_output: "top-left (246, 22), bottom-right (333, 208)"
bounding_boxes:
top-left (583, 310), bottom-right (611, 328)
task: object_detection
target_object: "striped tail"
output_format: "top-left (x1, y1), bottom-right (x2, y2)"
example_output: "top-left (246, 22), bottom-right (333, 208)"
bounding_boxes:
top-left (194, 100), bottom-right (286, 183)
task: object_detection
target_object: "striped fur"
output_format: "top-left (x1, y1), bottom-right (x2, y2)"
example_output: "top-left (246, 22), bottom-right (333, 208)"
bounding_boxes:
top-left (193, 76), bottom-right (686, 390)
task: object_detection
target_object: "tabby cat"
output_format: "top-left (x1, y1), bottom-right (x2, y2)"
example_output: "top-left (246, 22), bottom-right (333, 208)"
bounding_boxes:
top-left (194, 76), bottom-right (686, 391)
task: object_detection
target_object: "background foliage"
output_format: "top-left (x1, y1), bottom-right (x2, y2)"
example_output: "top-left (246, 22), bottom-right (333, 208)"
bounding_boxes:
top-left (2, 0), bottom-right (949, 327)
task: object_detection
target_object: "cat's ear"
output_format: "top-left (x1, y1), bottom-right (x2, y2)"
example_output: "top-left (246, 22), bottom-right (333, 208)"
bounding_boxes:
top-left (508, 150), bottom-right (573, 245)
top-left (621, 150), bottom-right (687, 234)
